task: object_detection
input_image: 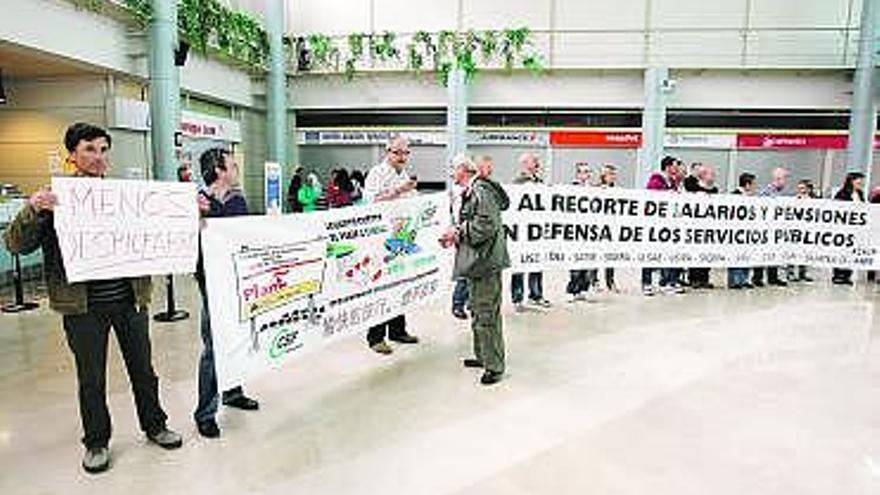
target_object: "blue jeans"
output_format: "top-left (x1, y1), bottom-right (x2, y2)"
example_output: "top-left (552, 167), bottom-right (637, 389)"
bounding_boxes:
top-left (728, 268), bottom-right (750, 287)
top-left (195, 282), bottom-right (244, 424)
top-left (511, 272), bottom-right (543, 304)
top-left (642, 268), bottom-right (679, 288)
top-left (452, 278), bottom-right (470, 311)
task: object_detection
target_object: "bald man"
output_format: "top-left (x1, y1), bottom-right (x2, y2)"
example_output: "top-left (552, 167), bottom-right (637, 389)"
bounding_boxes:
top-left (753, 167), bottom-right (790, 287)
top-left (510, 153), bottom-right (551, 311)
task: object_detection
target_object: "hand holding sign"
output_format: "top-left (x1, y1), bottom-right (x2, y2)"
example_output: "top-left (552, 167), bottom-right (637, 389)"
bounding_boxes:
top-left (29, 187), bottom-right (58, 212)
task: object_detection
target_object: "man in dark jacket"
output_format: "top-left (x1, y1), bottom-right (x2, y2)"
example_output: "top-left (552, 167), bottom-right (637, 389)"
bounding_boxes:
top-left (4, 123), bottom-right (182, 474)
top-left (194, 148), bottom-right (260, 438)
top-left (442, 154), bottom-right (511, 385)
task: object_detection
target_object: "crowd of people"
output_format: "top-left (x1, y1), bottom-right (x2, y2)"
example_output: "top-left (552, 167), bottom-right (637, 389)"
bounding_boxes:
top-left (4, 123), bottom-right (878, 475)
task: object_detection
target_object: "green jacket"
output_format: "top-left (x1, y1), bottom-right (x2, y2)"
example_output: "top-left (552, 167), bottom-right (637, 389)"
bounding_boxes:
top-left (297, 184), bottom-right (319, 212)
top-left (4, 203), bottom-right (152, 315)
top-left (453, 178), bottom-right (511, 279)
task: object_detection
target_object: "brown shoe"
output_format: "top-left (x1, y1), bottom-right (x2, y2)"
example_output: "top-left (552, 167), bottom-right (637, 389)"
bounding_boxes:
top-left (370, 341), bottom-right (393, 355)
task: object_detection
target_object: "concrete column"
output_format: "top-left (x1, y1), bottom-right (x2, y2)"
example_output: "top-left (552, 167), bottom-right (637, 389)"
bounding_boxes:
top-left (266, 0), bottom-right (287, 166)
top-left (148, 0), bottom-right (179, 181)
top-left (846, 0), bottom-right (878, 184)
top-left (446, 67), bottom-right (468, 190)
top-left (638, 67), bottom-right (670, 187)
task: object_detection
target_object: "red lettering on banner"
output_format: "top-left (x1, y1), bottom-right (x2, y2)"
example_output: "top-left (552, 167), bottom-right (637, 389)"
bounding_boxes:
top-left (550, 131), bottom-right (642, 148)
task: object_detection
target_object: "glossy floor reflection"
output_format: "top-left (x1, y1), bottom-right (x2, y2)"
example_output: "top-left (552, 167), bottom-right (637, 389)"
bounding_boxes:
top-left (0, 271), bottom-right (878, 494)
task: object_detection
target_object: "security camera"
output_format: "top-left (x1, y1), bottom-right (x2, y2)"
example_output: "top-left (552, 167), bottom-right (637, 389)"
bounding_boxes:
top-left (660, 78), bottom-right (677, 93)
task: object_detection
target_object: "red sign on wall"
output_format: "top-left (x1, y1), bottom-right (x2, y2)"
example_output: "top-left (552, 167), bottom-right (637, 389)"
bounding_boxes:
top-left (550, 131), bottom-right (642, 148)
top-left (736, 134), bottom-right (849, 150)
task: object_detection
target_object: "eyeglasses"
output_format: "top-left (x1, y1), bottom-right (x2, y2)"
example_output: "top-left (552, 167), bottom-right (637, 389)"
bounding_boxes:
top-left (390, 149), bottom-right (411, 156)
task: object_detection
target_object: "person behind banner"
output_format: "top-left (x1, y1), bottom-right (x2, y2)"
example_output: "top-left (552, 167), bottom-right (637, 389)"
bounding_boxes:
top-left (831, 172), bottom-right (866, 286)
top-left (684, 163), bottom-right (719, 289)
top-left (728, 173), bottom-right (757, 289)
top-left (599, 164), bottom-right (619, 292)
top-left (752, 167), bottom-right (790, 287)
top-left (792, 179), bottom-right (817, 283)
top-left (326, 168), bottom-right (355, 208)
top-left (362, 135), bottom-right (420, 355)
top-left (298, 172), bottom-right (322, 212)
top-left (511, 152), bottom-right (552, 311)
top-left (567, 162), bottom-right (599, 302)
top-left (642, 155), bottom-right (686, 296)
top-left (3, 122), bottom-right (183, 474)
top-left (194, 148), bottom-right (260, 439)
top-left (287, 166), bottom-right (304, 213)
top-left (441, 154), bottom-right (510, 386)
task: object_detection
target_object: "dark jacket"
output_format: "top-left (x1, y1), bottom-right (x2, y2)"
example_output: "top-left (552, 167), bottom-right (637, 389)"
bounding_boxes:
top-left (834, 187), bottom-right (865, 202)
top-left (196, 189), bottom-right (248, 285)
top-left (4, 203), bottom-right (152, 315)
top-left (453, 178), bottom-right (511, 279)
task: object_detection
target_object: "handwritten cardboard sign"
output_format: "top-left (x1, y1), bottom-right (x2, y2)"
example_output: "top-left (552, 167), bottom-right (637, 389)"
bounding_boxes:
top-left (52, 178), bottom-right (199, 283)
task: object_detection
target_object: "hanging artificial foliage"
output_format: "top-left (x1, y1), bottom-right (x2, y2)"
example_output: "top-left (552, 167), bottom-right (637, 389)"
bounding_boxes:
top-left (121, 0), bottom-right (269, 69)
top-left (113, 1), bottom-right (544, 84)
top-left (295, 27), bottom-right (544, 85)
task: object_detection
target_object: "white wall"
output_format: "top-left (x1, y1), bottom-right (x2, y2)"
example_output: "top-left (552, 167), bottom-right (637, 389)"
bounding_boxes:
top-left (287, 0), bottom-right (861, 69)
top-left (291, 69), bottom-right (855, 110)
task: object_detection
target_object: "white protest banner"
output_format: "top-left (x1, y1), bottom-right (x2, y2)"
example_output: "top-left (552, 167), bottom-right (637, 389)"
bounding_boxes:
top-left (202, 193), bottom-right (452, 389)
top-left (52, 178), bottom-right (199, 283)
top-left (503, 185), bottom-right (880, 270)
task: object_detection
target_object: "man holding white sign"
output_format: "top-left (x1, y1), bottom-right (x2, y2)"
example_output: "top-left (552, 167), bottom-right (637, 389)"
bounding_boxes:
top-left (361, 135), bottom-right (420, 354)
top-left (3, 123), bottom-right (183, 474)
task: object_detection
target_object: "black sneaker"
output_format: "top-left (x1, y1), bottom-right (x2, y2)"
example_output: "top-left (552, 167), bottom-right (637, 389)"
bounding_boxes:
top-left (223, 396), bottom-right (260, 411)
top-left (389, 334), bottom-right (419, 344)
top-left (480, 370), bottom-right (503, 385)
top-left (197, 420), bottom-right (221, 439)
top-left (463, 358), bottom-right (483, 368)
top-left (452, 308), bottom-right (468, 320)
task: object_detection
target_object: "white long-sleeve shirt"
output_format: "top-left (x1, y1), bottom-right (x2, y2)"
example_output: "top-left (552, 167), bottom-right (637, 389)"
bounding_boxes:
top-left (363, 160), bottom-right (414, 203)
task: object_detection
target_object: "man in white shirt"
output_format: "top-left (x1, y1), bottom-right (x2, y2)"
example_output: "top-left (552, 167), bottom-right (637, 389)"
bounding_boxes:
top-left (362, 136), bottom-right (420, 354)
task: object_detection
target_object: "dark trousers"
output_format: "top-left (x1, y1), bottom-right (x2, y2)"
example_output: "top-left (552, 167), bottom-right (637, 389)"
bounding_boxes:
top-left (367, 314), bottom-right (408, 346)
top-left (605, 268), bottom-right (616, 290)
top-left (833, 268), bottom-right (853, 283)
top-left (511, 272), bottom-right (543, 303)
top-left (195, 283), bottom-right (245, 424)
top-left (688, 268), bottom-right (711, 286)
top-left (567, 269), bottom-right (597, 295)
top-left (452, 278), bottom-right (470, 311)
top-left (62, 304), bottom-right (167, 449)
top-left (752, 267), bottom-right (783, 284)
top-left (642, 268), bottom-right (680, 287)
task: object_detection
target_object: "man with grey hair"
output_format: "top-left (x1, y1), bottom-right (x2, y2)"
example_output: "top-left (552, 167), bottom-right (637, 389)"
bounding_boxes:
top-left (441, 154), bottom-right (510, 385)
top-left (752, 167), bottom-right (790, 288)
top-left (451, 155), bottom-right (496, 319)
top-left (362, 135), bottom-right (420, 354)
top-left (510, 153), bottom-right (551, 311)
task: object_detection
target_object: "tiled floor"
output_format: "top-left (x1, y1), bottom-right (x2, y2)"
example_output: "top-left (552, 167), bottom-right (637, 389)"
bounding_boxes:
top-left (0, 271), bottom-right (878, 494)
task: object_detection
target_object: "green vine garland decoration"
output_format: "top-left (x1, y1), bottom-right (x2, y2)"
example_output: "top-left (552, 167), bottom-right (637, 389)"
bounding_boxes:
top-left (121, 0), bottom-right (269, 69)
top-left (97, 1), bottom-right (543, 85)
top-left (297, 27), bottom-right (543, 85)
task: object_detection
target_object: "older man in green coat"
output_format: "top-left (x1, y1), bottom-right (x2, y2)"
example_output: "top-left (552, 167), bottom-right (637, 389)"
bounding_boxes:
top-left (442, 154), bottom-right (510, 385)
